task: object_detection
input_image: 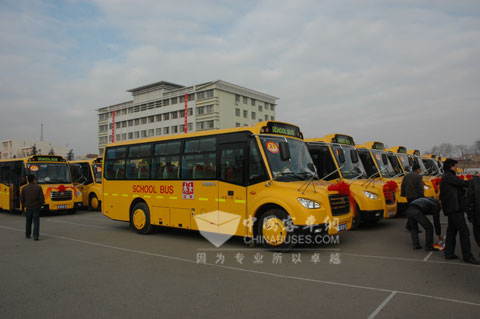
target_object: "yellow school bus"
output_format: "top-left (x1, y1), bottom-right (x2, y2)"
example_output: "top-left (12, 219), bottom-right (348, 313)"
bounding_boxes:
top-left (102, 121), bottom-right (353, 249)
top-left (355, 142), bottom-right (400, 217)
top-left (384, 146), bottom-right (411, 211)
top-left (70, 157), bottom-right (103, 211)
top-left (0, 155), bottom-right (82, 213)
top-left (306, 134), bottom-right (397, 228)
top-left (407, 150), bottom-right (438, 199)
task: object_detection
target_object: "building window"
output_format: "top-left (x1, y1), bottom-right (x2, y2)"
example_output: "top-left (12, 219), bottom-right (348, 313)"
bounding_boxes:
top-left (164, 99), bottom-right (170, 106)
top-left (171, 97), bottom-right (178, 104)
top-left (122, 133), bottom-right (127, 140)
top-left (148, 116), bottom-right (155, 123)
top-left (128, 132), bottom-right (133, 139)
top-left (251, 112), bottom-right (256, 120)
top-left (235, 95), bottom-right (240, 103)
top-left (163, 113), bottom-right (170, 121)
top-left (116, 134), bottom-right (121, 141)
top-left (109, 135), bottom-right (112, 142)
top-left (123, 121), bottom-right (128, 128)
top-left (155, 114), bottom-right (162, 122)
top-left (271, 105), bottom-right (275, 112)
top-left (187, 123), bottom-right (193, 131)
top-left (163, 127), bottom-right (169, 134)
top-left (109, 123), bottom-right (112, 129)
top-left (243, 110), bottom-right (248, 118)
top-left (271, 116), bottom-right (275, 120)
top-left (188, 108), bottom-right (193, 116)
top-left (236, 122), bottom-right (240, 127)
top-left (206, 89), bottom-right (213, 98)
top-left (171, 126), bottom-right (178, 133)
top-left (197, 91), bottom-right (205, 99)
top-left (258, 105), bottom-right (262, 112)
top-left (171, 111), bottom-right (178, 119)
top-left (235, 108), bottom-right (240, 116)
top-left (141, 117), bottom-right (147, 125)
top-left (135, 131), bottom-right (139, 138)
top-left (265, 114), bottom-right (269, 121)
top-left (141, 130), bottom-right (147, 138)
top-left (265, 103), bottom-right (269, 110)
top-left (243, 96), bottom-right (248, 104)
top-left (156, 128), bottom-right (162, 135)
top-left (116, 123), bottom-right (121, 129)
top-left (148, 129), bottom-right (154, 137)
top-left (128, 120), bottom-right (134, 127)
top-left (179, 95), bottom-right (185, 103)
top-left (135, 119), bottom-right (140, 125)
top-left (179, 124), bottom-right (185, 132)
top-left (251, 99), bottom-right (256, 106)
top-left (197, 105), bottom-right (214, 115)
top-left (188, 93), bottom-right (195, 101)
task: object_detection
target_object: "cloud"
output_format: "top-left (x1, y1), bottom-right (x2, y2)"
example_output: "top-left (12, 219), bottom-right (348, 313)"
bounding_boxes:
top-left (1, 0), bottom-right (479, 155)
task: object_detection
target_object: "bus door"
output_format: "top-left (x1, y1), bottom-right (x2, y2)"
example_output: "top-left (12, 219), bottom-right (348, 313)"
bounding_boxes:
top-left (0, 163), bottom-right (12, 210)
top-left (11, 161), bottom-right (25, 210)
top-left (217, 142), bottom-right (248, 237)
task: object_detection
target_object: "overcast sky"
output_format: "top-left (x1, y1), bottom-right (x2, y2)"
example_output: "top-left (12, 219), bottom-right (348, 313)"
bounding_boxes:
top-left (1, 0), bottom-right (479, 156)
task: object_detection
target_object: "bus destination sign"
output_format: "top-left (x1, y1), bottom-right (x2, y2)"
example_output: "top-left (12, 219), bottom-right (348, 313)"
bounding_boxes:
top-left (263, 122), bottom-right (302, 138)
top-left (333, 135), bottom-right (354, 145)
top-left (30, 156), bottom-right (66, 162)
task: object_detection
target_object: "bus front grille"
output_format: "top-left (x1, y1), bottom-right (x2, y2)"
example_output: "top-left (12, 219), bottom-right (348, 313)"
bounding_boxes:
top-left (51, 191), bottom-right (73, 201)
top-left (329, 194), bottom-right (350, 216)
top-left (383, 190), bottom-right (395, 205)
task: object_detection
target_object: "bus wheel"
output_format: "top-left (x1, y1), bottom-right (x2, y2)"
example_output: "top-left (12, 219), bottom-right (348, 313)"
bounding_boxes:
top-left (258, 209), bottom-right (295, 251)
top-left (351, 204), bottom-right (360, 230)
top-left (130, 203), bottom-right (153, 235)
top-left (89, 194), bottom-right (100, 211)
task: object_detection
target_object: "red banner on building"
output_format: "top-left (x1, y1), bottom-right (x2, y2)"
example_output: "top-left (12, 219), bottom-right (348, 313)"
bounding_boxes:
top-left (112, 110), bottom-right (115, 142)
top-left (185, 93), bottom-right (188, 133)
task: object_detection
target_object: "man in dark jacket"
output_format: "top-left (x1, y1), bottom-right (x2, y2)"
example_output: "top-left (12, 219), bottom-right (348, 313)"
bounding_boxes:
top-left (466, 173), bottom-right (480, 252)
top-left (20, 175), bottom-right (44, 241)
top-left (406, 197), bottom-right (443, 251)
top-left (401, 163), bottom-right (424, 231)
top-left (440, 159), bottom-right (478, 264)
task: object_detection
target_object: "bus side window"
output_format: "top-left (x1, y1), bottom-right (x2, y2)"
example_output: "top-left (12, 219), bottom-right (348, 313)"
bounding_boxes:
top-left (221, 146), bottom-right (245, 185)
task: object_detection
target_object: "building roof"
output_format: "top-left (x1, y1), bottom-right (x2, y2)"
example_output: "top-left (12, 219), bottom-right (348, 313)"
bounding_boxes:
top-left (127, 81), bottom-right (185, 93)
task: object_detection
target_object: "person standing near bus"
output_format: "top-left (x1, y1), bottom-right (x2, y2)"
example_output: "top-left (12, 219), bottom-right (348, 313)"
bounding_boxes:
top-left (440, 159), bottom-right (478, 264)
top-left (401, 163), bottom-right (424, 231)
top-left (466, 172), bottom-right (480, 253)
top-left (21, 175), bottom-right (44, 241)
top-left (405, 197), bottom-right (443, 251)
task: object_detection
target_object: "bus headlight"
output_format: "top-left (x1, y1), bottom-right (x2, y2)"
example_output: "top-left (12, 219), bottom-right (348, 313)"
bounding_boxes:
top-left (363, 191), bottom-right (378, 200)
top-left (297, 197), bottom-right (320, 209)
top-left (424, 185), bottom-right (430, 190)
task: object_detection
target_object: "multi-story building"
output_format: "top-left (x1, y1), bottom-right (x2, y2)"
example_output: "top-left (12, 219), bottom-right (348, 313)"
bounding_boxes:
top-left (1, 140), bottom-right (68, 159)
top-left (97, 80), bottom-right (278, 155)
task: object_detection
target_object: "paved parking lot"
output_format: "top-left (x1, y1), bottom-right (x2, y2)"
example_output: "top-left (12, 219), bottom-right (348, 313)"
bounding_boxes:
top-left (1, 209), bottom-right (479, 318)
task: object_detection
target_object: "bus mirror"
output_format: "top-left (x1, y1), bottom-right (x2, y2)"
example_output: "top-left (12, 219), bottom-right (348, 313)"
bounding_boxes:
top-left (279, 142), bottom-right (291, 161)
top-left (350, 149), bottom-right (359, 163)
top-left (338, 149), bottom-right (346, 164)
top-left (382, 153), bottom-right (388, 165)
top-left (308, 162), bottom-right (317, 174)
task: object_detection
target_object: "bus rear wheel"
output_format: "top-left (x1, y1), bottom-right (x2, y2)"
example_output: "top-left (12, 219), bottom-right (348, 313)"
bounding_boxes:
top-left (89, 194), bottom-right (100, 211)
top-left (258, 209), bottom-right (295, 251)
top-left (130, 202), bottom-right (153, 235)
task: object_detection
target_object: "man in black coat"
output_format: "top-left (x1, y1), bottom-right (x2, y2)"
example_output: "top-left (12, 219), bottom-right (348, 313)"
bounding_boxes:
top-left (401, 163), bottom-right (424, 231)
top-left (440, 159), bottom-right (478, 264)
top-left (466, 173), bottom-right (480, 253)
top-left (21, 175), bottom-right (45, 241)
top-left (406, 197), bottom-right (443, 251)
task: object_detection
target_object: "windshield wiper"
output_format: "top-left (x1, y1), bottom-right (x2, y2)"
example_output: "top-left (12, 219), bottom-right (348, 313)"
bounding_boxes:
top-left (278, 172), bottom-right (306, 181)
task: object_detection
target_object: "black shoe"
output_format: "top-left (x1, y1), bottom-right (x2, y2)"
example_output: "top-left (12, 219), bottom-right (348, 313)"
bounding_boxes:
top-left (34, 237), bottom-right (38, 241)
top-left (445, 255), bottom-right (459, 260)
top-left (464, 257), bottom-right (479, 265)
top-left (413, 245), bottom-right (422, 250)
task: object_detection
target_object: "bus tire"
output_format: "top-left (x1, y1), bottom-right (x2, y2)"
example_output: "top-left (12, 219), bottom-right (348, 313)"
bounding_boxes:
top-left (89, 193), bottom-right (100, 211)
top-left (351, 204), bottom-right (361, 230)
top-left (257, 208), bottom-right (295, 251)
top-left (130, 202), bottom-right (153, 235)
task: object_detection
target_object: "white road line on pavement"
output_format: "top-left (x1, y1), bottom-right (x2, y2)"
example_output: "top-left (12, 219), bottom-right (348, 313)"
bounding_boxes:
top-left (368, 291), bottom-right (398, 319)
top-left (1, 225), bottom-right (480, 308)
top-left (424, 251), bottom-right (434, 261)
top-left (42, 219), bottom-right (116, 230)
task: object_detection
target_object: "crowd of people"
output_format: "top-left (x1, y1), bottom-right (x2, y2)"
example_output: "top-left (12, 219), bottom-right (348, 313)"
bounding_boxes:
top-left (401, 158), bottom-right (480, 265)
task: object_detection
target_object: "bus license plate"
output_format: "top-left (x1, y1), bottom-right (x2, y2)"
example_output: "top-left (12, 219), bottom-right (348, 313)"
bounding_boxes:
top-left (337, 223), bottom-right (347, 232)
top-left (389, 210), bottom-right (395, 217)
top-left (57, 205), bottom-right (67, 209)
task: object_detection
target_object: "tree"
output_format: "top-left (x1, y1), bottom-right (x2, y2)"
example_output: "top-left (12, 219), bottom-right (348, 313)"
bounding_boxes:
top-left (67, 149), bottom-right (74, 161)
top-left (31, 144), bottom-right (37, 155)
top-left (48, 148), bottom-right (55, 155)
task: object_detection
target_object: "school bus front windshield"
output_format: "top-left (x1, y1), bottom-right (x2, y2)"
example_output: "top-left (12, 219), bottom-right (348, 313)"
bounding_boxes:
top-left (27, 163), bottom-right (72, 184)
top-left (260, 136), bottom-right (315, 181)
top-left (397, 153), bottom-right (412, 172)
top-left (371, 150), bottom-right (396, 177)
top-left (92, 163), bottom-right (102, 183)
top-left (331, 144), bottom-right (368, 179)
